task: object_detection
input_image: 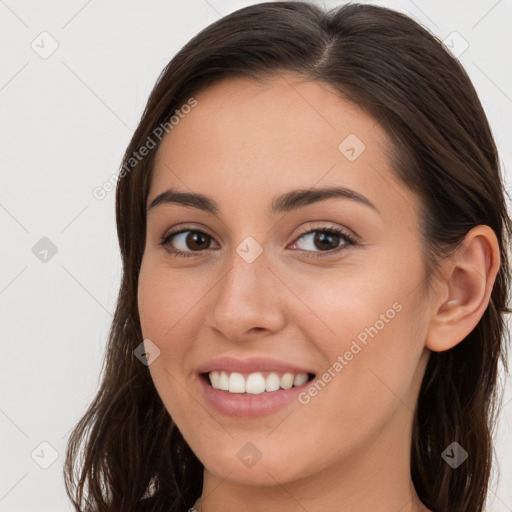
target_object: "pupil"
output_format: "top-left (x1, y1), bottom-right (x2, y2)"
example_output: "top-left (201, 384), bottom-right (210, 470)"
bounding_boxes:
top-left (315, 232), bottom-right (339, 250)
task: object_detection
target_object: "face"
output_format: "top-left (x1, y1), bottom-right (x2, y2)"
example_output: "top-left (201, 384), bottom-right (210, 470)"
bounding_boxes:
top-left (138, 74), bottom-right (432, 488)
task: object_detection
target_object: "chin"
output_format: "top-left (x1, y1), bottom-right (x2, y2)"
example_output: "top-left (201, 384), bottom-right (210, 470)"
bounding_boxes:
top-left (196, 441), bottom-right (313, 487)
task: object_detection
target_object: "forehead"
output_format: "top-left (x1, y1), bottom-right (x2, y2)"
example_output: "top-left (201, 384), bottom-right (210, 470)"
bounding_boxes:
top-left (150, 73), bottom-right (413, 223)
top-left (156, 73), bottom-right (389, 161)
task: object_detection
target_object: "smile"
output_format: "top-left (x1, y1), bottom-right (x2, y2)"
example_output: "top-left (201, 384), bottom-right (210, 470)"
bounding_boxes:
top-left (198, 371), bottom-right (316, 418)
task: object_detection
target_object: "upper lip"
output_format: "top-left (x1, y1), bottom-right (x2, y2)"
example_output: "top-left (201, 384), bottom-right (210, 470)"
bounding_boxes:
top-left (196, 356), bottom-right (315, 375)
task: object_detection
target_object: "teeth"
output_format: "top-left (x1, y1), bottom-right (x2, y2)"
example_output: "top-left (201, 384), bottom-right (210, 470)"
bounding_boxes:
top-left (245, 373), bottom-right (266, 394)
top-left (293, 373), bottom-right (309, 386)
top-left (218, 371), bottom-right (229, 390)
top-left (280, 373), bottom-right (294, 389)
top-left (229, 372), bottom-right (245, 393)
top-left (265, 372), bottom-right (280, 392)
top-left (208, 371), bottom-right (311, 394)
top-left (209, 371), bottom-right (229, 391)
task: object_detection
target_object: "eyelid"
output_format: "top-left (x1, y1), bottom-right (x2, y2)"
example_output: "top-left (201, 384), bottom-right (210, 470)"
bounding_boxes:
top-left (293, 221), bottom-right (357, 242)
top-left (160, 222), bottom-right (217, 242)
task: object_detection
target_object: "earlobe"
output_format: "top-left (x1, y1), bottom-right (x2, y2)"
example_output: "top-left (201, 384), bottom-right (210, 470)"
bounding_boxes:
top-left (425, 225), bottom-right (500, 353)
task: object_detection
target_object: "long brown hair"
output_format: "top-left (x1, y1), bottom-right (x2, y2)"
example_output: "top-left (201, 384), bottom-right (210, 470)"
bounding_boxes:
top-left (63, 2), bottom-right (511, 511)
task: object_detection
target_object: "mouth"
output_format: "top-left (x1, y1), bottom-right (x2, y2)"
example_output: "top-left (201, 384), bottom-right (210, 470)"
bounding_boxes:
top-left (200, 370), bottom-right (316, 394)
top-left (196, 356), bottom-right (318, 417)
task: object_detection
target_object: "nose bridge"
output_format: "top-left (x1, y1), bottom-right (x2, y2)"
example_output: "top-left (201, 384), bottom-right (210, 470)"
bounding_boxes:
top-left (208, 242), bottom-right (285, 337)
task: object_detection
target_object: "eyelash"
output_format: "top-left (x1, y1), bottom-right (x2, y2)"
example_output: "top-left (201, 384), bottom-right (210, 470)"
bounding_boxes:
top-left (158, 224), bottom-right (356, 259)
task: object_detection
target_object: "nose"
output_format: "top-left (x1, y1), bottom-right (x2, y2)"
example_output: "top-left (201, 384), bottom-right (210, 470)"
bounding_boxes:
top-left (206, 246), bottom-right (287, 342)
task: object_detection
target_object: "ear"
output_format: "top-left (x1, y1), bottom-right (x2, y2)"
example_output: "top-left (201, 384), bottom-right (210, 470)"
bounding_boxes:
top-left (425, 225), bottom-right (501, 352)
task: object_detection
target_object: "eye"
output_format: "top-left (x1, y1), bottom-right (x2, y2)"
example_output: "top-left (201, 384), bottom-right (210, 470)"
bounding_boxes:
top-left (159, 228), bottom-right (219, 258)
top-left (289, 225), bottom-right (356, 257)
top-left (158, 224), bottom-right (356, 259)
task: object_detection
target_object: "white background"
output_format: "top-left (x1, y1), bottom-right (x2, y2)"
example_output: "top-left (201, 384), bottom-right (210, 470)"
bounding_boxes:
top-left (1, 1), bottom-right (511, 510)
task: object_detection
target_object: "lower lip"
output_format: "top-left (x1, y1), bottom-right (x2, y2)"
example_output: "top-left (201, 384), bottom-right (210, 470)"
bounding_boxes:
top-left (198, 374), bottom-right (312, 418)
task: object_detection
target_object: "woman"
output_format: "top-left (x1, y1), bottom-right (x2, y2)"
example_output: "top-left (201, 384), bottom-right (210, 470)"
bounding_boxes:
top-left (64, 2), bottom-right (511, 511)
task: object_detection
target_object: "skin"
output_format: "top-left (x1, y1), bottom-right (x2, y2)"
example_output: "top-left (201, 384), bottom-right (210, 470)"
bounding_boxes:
top-left (137, 73), bottom-right (500, 512)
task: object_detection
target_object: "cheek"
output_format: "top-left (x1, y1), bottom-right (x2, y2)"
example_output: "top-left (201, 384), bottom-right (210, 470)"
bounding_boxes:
top-left (299, 250), bottom-right (428, 418)
top-left (137, 262), bottom-right (190, 390)
top-left (137, 265), bottom-right (193, 431)
top-left (137, 258), bottom-right (209, 403)
top-left (294, 254), bottom-right (410, 357)
top-left (138, 258), bottom-right (201, 345)
top-left (291, 302), bottom-right (425, 472)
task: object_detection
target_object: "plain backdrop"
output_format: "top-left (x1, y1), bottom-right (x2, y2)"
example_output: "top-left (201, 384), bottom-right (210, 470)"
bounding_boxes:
top-left (1, 1), bottom-right (511, 510)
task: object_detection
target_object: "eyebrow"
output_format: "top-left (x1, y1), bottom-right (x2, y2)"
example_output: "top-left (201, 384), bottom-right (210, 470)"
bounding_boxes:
top-left (147, 185), bottom-right (379, 215)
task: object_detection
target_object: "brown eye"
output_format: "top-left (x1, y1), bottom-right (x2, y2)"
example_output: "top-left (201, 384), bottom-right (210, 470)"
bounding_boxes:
top-left (184, 231), bottom-right (211, 250)
top-left (291, 227), bottom-right (355, 255)
top-left (312, 231), bottom-right (341, 251)
top-left (159, 229), bottom-right (219, 258)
